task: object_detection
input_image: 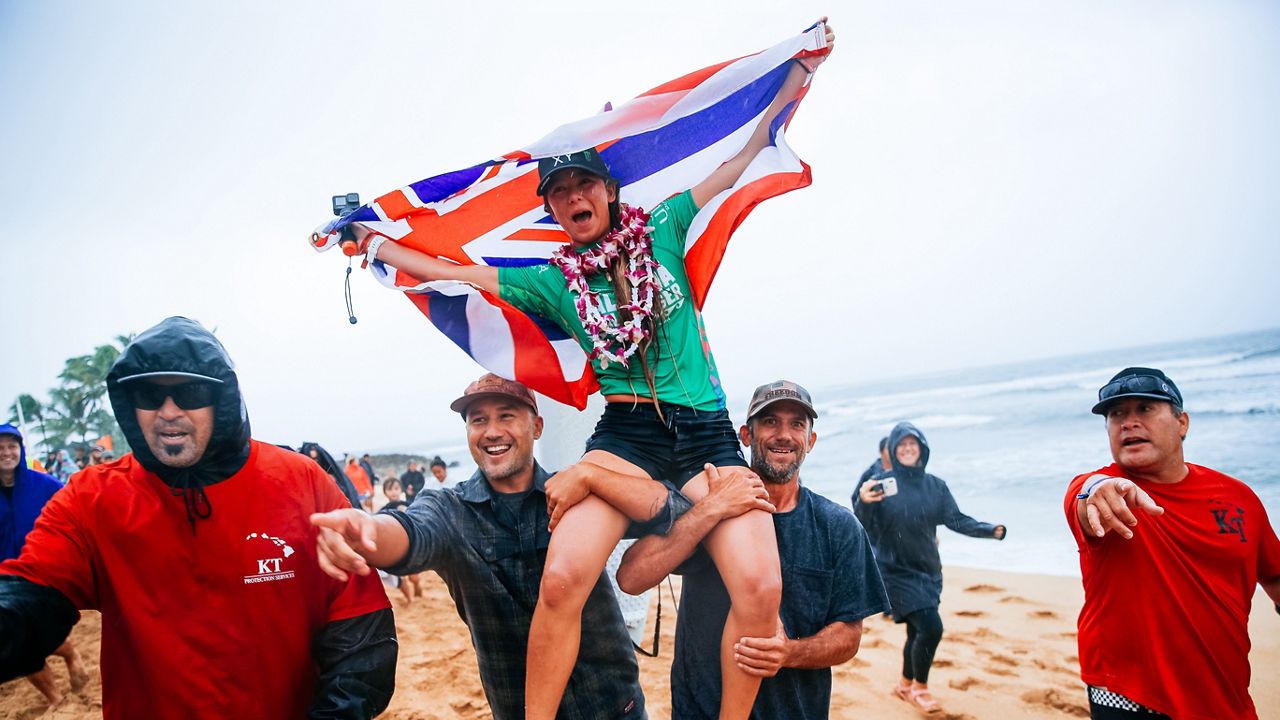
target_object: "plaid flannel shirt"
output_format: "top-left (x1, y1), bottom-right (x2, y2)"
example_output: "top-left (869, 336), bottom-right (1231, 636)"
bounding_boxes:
top-left (383, 463), bottom-right (657, 719)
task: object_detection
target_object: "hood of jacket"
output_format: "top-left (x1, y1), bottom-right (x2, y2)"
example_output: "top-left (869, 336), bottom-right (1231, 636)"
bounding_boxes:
top-left (0, 423), bottom-right (30, 486)
top-left (888, 421), bottom-right (931, 480)
top-left (107, 317), bottom-right (251, 518)
top-left (1, 423), bottom-right (65, 560)
top-left (299, 442), bottom-right (361, 509)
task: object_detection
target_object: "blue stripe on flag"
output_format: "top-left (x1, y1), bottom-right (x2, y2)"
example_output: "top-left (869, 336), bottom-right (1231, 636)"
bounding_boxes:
top-left (526, 312), bottom-right (572, 341)
top-left (425, 292), bottom-right (473, 356)
top-left (602, 62), bottom-right (791, 185)
top-left (406, 163), bottom-right (490, 206)
top-left (769, 99), bottom-right (797, 139)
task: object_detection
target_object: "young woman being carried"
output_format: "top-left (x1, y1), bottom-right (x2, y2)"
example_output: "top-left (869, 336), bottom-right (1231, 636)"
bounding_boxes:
top-left (354, 23), bottom-right (834, 719)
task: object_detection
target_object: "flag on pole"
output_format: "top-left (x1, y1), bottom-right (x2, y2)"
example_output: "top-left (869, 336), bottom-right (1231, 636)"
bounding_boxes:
top-left (311, 23), bottom-right (829, 409)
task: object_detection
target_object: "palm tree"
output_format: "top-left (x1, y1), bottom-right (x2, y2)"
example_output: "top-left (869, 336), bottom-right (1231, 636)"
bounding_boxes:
top-left (6, 394), bottom-right (49, 447)
top-left (41, 334), bottom-right (135, 452)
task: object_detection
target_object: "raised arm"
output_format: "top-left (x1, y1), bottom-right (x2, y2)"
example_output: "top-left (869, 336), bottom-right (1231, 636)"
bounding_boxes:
top-left (356, 227), bottom-right (500, 295)
top-left (615, 464), bottom-right (773, 594)
top-left (690, 19), bottom-right (835, 209)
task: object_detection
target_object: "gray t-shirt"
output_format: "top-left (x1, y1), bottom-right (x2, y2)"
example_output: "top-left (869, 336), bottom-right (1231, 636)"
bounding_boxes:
top-left (672, 487), bottom-right (889, 719)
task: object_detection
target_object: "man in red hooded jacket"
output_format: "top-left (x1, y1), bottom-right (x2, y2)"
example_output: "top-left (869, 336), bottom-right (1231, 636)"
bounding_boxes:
top-left (0, 316), bottom-right (397, 719)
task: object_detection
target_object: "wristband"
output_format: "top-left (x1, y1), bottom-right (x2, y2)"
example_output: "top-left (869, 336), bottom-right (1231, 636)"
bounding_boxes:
top-left (1076, 475), bottom-right (1112, 501)
top-left (793, 57), bottom-right (817, 74)
top-left (365, 234), bottom-right (388, 267)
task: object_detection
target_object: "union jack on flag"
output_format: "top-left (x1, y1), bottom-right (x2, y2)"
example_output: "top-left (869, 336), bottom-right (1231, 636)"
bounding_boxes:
top-left (311, 23), bottom-right (829, 409)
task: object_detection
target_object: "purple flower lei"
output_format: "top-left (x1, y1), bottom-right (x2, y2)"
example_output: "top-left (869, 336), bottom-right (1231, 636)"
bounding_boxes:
top-left (548, 203), bottom-right (661, 369)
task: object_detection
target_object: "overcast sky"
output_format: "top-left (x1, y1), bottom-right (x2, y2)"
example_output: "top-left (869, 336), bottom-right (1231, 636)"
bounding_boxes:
top-left (2, 0), bottom-right (1277, 452)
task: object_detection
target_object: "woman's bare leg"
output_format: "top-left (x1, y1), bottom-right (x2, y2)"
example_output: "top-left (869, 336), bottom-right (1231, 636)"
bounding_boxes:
top-left (524, 454), bottom-right (635, 720)
top-left (683, 469), bottom-right (782, 720)
top-left (52, 640), bottom-right (88, 693)
top-left (26, 663), bottom-right (62, 706)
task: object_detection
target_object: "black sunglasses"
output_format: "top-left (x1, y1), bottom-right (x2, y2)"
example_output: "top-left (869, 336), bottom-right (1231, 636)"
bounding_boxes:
top-left (1098, 374), bottom-right (1180, 406)
top-left (129, 382), bottom-right (217, 411)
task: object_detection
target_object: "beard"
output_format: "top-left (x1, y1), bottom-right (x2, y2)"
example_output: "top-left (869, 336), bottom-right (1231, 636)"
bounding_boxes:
top-left (750, 436), bottom-right (803, 485)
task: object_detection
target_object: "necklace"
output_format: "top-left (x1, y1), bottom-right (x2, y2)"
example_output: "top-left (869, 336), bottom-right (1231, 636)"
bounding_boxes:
top-left (548, 203), bottom-right (660, 368)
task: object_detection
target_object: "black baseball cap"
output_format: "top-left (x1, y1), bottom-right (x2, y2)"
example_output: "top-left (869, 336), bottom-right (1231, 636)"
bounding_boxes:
top-left (746, 380), bottom-right (818, 422)
top-left (535, 149), bottom-right (614, 196)
top-left (1091, 367), bottom-right (1184, 415)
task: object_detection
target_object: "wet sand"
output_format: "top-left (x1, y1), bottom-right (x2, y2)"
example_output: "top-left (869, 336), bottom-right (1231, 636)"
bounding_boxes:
top-left (3, 566), bottom-right (1277, 719)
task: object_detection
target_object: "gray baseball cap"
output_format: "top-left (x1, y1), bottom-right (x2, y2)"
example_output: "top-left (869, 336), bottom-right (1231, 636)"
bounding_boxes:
top-left (746, 380), bottom-right (817, 421)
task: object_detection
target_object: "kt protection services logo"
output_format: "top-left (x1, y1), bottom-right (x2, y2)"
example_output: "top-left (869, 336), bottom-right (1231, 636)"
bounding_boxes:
top-left (244, 532), bottom-right (297, 585)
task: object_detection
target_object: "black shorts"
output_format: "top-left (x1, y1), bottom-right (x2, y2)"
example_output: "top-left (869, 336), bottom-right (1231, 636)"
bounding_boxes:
top-left (584, 402), bottom-right (747, 489)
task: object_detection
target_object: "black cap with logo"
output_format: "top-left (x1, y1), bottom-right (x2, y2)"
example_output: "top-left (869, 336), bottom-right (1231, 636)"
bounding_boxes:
top-left (535, 148), bottom-right (615, 196)
top-left (1091, 366), bottom-right (1184, 415)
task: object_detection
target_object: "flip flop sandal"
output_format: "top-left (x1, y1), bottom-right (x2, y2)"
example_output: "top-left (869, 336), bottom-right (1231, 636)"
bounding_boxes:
top-left (892, 684), bottom-right (913, 702)
top-left (909, 688), bottom-right (942, 715)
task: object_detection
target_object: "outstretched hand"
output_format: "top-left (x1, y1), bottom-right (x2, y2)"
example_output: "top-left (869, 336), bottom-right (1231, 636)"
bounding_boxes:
top-left (310, 509), bottom-right (379, 582)
top-left (1081, 477), bottom-right (1164, 539)
top-left (797, 17), bottom-right (836, 72)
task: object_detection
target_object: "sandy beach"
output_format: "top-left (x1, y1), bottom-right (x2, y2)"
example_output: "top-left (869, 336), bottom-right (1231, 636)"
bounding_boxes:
top-left (3, 565), bottom-right (1276, 719)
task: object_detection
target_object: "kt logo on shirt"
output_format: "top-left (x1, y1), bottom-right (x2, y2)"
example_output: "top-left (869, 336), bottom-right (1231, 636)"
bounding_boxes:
top-left (1208, 499), bottom-right (1247, 543)
top-left (244, 532), bottom-right (297, 584)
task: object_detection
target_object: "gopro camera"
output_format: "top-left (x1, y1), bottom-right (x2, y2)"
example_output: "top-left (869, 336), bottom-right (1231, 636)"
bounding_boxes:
top-left (332, 192), bottom-right (361, 217)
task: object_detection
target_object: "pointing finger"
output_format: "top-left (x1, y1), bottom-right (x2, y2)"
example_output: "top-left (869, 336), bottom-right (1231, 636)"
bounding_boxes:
top-left (1086, 501), bottom-right (1104, 537)
top-left (315, 537), bottom-right (349, 582)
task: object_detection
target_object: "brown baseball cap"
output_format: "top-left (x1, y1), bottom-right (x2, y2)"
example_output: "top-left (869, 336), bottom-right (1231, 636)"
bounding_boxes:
top-left (745, 380), bottom-right (817, 421)
top-left (449, 373), bottom-right (539, 418)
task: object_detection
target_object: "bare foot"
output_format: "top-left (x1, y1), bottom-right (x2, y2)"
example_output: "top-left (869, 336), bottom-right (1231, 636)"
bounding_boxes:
top-left (66, 657), bottom-right (90, 694)
top-left (57, 642), bottom-right (90, 693)
top-left (27, 664), bottom-right (63, 706)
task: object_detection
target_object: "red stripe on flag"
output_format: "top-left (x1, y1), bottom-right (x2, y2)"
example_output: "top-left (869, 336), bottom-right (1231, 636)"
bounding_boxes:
top-left (398, 171), bottom-right (542, 265)
top-left (374, 189), bottom-right (418, 221)
top-left (393, 268), bottom-right (426, 288)
top-left (504, 228), bottom-right (570, 243)
top-left (684, 162), bottom-right (812, 308)
top-left (498, 300), bottom-right (598, 409)
top-left (638, 55), bottom-right (749, 97)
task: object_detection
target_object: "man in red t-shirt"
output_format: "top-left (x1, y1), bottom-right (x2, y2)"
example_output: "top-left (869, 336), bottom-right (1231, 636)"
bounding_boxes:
top-left (0, 316), bottom-right (396, 719)
top-left (1065, 366), bottom-right (1280, 720)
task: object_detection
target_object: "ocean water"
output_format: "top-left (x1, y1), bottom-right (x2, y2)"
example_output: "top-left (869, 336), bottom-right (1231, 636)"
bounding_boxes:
top-left (418, 327), bottom-right (1280, 578)
top-left (798, 327), bottom-right (1280, 577)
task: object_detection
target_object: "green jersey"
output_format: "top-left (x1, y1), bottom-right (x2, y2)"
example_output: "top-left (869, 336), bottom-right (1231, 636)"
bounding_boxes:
top-left (498, 191), bottom-right (726, 410)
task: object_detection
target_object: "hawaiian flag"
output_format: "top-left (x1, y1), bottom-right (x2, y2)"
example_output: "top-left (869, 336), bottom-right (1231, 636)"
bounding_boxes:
top-left (311, 23), bottom-right (829, 409)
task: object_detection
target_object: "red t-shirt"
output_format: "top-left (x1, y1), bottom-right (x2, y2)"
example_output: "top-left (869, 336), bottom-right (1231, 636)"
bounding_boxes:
top-left (1, 441), bottom-right (390, 720)
top-left (1064, 463), bottom-right (1280, 719)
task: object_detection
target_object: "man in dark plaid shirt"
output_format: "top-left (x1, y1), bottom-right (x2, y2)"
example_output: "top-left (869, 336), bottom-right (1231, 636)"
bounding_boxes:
top-left (312, 373), bottom-right (687, 719)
